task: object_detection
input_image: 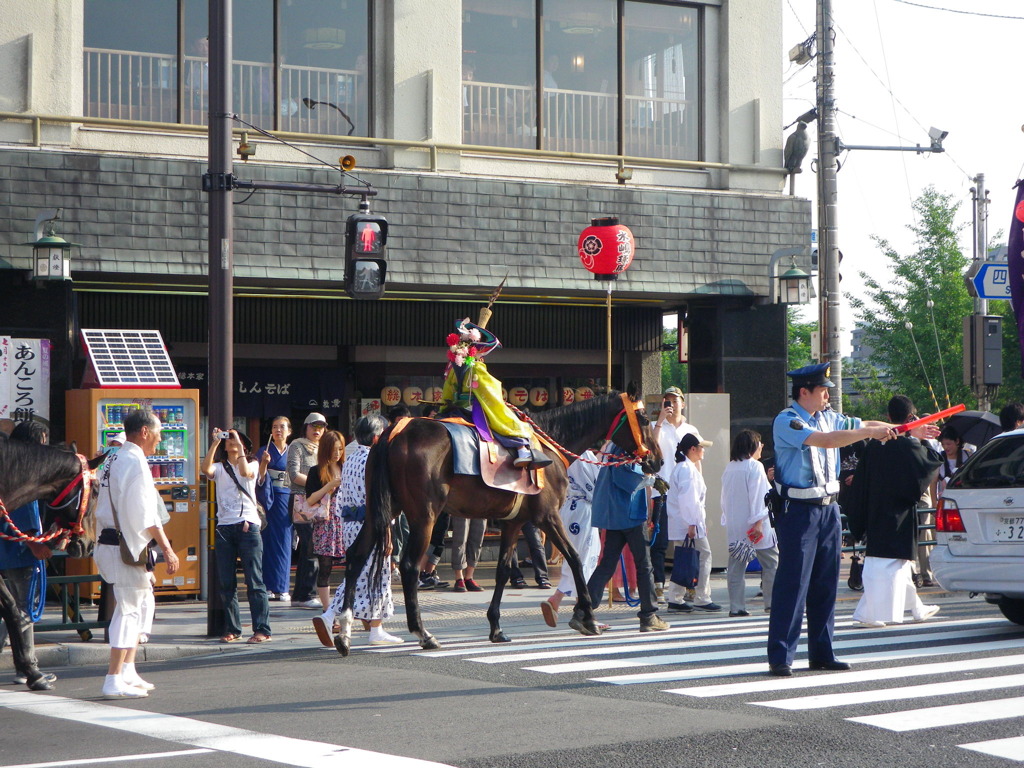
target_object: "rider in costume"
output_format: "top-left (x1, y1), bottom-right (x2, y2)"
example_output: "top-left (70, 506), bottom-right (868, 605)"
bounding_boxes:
top-left (440, 317), bottom-right (551, 470)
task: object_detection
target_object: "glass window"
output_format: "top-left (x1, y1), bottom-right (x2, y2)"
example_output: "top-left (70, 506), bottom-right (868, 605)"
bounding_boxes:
top-left (84, 1), bottom-right (177, 123)
top-left (462, 1), bottom-right (537, 149)
top-left (950, 436), bottom-right (1024, 490)
top-left (624, 1), bottom-right (700, 160)
top-left (280, 0), bottom-right (370, 136)
top-left (84, 0), bottom-right (372, 136)
top-left (542, 0), bottom-right (616, 154)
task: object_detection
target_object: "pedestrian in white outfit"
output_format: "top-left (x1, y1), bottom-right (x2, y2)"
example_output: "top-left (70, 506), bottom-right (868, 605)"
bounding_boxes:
top-left (665, 432), bottom-right (721, 612)
top-left (720, 430), bottom-right (779, 616)
top-left (541, 449), bottom-right (600, 627)
top-left (93, 409), bottom-right (179, 698)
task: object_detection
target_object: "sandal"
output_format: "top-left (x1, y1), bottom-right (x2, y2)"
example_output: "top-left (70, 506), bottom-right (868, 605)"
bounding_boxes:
top-left (311, 617), bottom-right (332, 648)
top-left (511, 578), bottom-right (528, 589)
top-left (220, 634), bottom-right (240, 643)
top-left (247, 633), bottom-right (272, 644)
top-left (537, 578), bottom-right (552, 589)
top-left (540, 601), bottom-right (558, 628)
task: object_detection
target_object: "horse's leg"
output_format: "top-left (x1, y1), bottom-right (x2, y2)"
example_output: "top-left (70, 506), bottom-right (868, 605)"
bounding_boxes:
top-left (539, 514), bottom-right (601, 637)
top-left (487, 519), bottom-right (522, 643)
top-left (400, 513), bottom-right (441, 650)
top-left (333, 521), bottom-right (373, 657)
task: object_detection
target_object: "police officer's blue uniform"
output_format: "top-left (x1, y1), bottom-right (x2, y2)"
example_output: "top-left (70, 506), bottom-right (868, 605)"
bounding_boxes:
top-left (767, 364), bottom-right (860, 671)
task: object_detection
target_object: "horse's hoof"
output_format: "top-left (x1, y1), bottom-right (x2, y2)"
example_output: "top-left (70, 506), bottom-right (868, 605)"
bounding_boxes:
top-left (568, 616), bottom-right (599, 637)
top-left (420, 634), bottom-right (441, 651)
top-left (333, 634), bottom-right (351, 657)
top-left (490, 631), bottom-right (512, 644)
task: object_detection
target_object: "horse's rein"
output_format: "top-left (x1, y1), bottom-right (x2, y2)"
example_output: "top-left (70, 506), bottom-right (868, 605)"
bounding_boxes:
top-left (510, 401), bottom-right (646, 466)
top-left (0, 454), bottom-right (93, 545)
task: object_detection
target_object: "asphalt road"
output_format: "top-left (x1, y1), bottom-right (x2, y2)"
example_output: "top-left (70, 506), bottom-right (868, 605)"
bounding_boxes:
top-left (2, 595), bottom-right (1023, 768)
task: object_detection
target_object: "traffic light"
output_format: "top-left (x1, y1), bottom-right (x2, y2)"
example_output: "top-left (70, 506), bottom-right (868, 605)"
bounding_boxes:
top-left (345, 210), bottom-right (388, 300)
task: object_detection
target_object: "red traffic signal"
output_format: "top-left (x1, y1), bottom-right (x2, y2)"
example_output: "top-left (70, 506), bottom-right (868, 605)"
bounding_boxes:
top-left (346, 212), bottom-right (388, 300)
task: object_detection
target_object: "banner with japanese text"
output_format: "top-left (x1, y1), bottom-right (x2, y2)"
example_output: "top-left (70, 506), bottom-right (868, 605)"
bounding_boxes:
top-left (1, 338), bottom-right (51, 423)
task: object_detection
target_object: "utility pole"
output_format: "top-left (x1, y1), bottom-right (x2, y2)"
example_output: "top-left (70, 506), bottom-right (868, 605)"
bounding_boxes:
top-left (816, 0), bottom-right (843, 407)
top-left (972, 173), bottom-right (991, 411)
top-left (205, 0), bottom-right (233, 636)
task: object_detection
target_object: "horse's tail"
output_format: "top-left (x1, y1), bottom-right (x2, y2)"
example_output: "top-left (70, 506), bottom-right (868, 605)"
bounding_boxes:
top-left (366, 433), bottom-right (396, 596)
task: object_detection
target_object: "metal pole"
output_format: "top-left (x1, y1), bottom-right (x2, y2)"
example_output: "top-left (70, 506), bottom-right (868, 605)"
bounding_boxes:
top-left (973, 173), bottom-right (990, 411)
top-left (206, 0), bottom-right (233, 637)
top-left (816, 0), bottom-right (843, 407)
top-left (606, 283), bottom-right (613, 391)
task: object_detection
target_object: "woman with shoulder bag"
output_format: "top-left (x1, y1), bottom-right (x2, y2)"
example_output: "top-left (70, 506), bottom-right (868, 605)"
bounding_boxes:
top-left (287, 413), bottom-right (327, 608)
top-left (306, 430), bottom-right (346, 614)
top-left (203, 428), bottom-right (272, 644)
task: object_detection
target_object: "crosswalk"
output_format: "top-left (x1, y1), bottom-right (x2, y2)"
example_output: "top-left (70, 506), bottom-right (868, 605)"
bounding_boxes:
top-left (365, 611), bottom-right (1024, 762)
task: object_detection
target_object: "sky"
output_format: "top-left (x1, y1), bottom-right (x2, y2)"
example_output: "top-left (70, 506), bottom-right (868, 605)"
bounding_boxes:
top-left (781, 0), bottom-right (1024, 352)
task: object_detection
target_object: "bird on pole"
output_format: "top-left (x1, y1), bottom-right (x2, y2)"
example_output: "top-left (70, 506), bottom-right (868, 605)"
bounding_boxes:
top-left (784, 122), bottom-right (810, 175)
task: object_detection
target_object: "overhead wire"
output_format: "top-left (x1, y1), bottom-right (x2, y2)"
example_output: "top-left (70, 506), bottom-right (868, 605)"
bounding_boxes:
top-left (890, 0), bottom-right (1024, 21)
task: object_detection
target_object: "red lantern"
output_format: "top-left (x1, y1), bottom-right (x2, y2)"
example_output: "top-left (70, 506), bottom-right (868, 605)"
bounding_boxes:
top-left (578, 217), bottom-right (635, 281)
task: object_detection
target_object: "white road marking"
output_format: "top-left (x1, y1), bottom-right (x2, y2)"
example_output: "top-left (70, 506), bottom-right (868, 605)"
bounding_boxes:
top-left (847, 695), bottom-right (1024, 732)
top-left (754, 672), bottom-right (1024, 710)
top-left (526, 625), bottom-right (1023, 674)
top-left (666, 653), bottom-right (1024, 697)
top-left (600, 637), bottom-right (1024, 685)
top-left (0, 690), bottom-right (454, 768)
top-left (1, 749), bottom-right (214, 768)
top-left (959, 736), bottom-right (1024, 762)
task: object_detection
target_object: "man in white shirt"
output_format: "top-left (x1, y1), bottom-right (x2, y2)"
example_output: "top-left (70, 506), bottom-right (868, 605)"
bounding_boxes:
top-left (94, 409), bottom-right (178, 699)
top-left (649, 386), bottom-right (698, 596)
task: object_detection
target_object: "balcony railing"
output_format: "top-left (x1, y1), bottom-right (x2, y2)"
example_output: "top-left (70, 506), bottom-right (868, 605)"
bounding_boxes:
top-left (463, 81), bottom-right (696, 160)
top-left (84, 47), bottom-right (362, 135)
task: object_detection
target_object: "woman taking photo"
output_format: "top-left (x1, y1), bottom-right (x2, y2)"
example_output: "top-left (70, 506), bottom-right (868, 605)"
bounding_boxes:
top-left (203, 428), bottom-right (271, 644)
top-left (720, 430), bottom-right (778, 617)
top-left (306, 430), bottom-right (346, 613)
top-left (287, 412), bottom-right (328, 608)
top-left (255, 416), bottom-right (293, 602)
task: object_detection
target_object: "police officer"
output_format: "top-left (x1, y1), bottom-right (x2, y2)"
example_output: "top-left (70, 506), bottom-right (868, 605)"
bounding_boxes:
top-left (766, 363), bottom-right (896, 677)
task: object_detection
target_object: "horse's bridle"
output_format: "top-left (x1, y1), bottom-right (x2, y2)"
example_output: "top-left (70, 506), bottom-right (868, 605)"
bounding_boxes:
top-left (0, 453), bottom-right (94, 544)
top-left (604, 393), bottom-right (651, 459)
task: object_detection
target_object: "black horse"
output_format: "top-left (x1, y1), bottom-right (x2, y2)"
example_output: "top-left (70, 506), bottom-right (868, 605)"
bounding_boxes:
top-left (332, 386), bottom-right (661, 655)
top-left (0, 434), bottom-right (103, 689)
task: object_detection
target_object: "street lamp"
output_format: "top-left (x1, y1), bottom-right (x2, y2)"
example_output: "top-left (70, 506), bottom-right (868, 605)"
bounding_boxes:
top-left (779, 260), bottom-right (812, 305)
top-left (302, 96), bottom-right (355, 136)
top-left (24, 209), bottom-right (76, 281)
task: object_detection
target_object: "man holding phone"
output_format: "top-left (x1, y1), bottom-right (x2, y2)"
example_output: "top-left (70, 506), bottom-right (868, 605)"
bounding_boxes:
top-left (649, 386), bottom-right (699, 599)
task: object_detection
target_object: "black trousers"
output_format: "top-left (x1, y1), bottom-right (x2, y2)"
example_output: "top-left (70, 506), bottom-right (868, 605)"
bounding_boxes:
top-left (586, 525), bottom-right (658, 619)
top-left (648, 496), bottom-right (669, 585)
top-left (510, 521), bottom-right (549, 582)
top-left (292, 523), bottom-right (318, 601)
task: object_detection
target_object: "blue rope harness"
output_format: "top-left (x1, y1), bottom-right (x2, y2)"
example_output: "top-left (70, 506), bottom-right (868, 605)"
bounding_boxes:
top-left (27, 560), bottom-right (46, 623)
top-left (617, 555), bottom-right (640, 608)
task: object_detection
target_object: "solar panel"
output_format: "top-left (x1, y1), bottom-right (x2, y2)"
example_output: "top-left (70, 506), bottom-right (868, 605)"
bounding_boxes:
top-left (81, 329), bottom-right (180, 388)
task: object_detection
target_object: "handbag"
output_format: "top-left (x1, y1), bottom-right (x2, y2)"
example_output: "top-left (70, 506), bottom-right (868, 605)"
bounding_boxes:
top-left (223, 462), bottom-right (268, 530)
top-left (290, 491), bottom-right (328, 523)
top-left (108, 489), bottom-right (147, 567)
top-left (670, 538), bottom-right (700, 588)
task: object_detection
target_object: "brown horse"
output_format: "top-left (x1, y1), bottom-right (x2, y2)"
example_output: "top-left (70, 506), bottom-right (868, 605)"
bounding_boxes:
top-left (333, 385), bottom-right (661, 655)
top-left (0, 435), bottom-right (102, 688)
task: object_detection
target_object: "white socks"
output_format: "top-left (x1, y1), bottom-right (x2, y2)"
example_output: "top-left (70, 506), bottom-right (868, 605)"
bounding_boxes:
top-left (121, 662), bottom-right (155, 691)
top-left (368, 627), bottom-right (403, 645)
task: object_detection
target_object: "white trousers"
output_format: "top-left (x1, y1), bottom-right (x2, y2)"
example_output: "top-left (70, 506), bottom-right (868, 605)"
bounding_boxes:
top-left (110, 582), bottom-right (149, 649)
top-left (665, 536), bottom-right (713, 605)
top-left (852, 557), bottom-right (926, 624)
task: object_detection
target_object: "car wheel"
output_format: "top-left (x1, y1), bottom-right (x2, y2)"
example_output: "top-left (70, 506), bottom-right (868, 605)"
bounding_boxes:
top-left (997, 597), bottom-right (1024, 626)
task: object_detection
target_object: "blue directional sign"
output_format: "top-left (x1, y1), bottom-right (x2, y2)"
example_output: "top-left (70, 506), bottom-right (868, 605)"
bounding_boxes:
top-left (972, 262), bottom-right (1011, 300)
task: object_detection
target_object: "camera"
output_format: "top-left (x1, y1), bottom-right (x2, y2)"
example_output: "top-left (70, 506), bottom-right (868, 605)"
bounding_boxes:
top-left (216, 431), bottom-right (231, 439)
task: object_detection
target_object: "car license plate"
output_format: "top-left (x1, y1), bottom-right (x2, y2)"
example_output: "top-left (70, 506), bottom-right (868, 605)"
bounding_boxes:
top-left (992, 515), bottom-right (1024, 541)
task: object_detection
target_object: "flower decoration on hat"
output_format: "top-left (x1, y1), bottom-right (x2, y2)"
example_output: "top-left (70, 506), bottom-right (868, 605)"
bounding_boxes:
top-left (445, 318), bottom-right (498, 368)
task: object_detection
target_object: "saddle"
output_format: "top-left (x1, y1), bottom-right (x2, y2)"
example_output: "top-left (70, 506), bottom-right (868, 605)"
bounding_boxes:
top-left (437, 418), bottom-right (544, 495)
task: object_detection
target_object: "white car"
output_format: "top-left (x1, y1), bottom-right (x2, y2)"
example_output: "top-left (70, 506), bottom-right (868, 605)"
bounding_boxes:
top-left (931, 428), bottom-right (1024, 625)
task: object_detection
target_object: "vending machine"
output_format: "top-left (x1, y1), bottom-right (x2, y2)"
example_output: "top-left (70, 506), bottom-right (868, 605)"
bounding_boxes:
top-left (66, 388), bottom-right (202, 597)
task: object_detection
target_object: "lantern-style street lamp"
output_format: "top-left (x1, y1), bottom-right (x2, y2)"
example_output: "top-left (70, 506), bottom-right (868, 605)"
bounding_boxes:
top-left (779, 260), bottom-right (812, 304)
top-left (578, 216), bottom-right (635, 389)
top-left (24, 209), bottom-right (76, 281)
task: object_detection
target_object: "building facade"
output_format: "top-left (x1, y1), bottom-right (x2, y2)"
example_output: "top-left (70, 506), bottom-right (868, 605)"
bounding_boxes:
top-left (0, 0), bottom-right (810, 441)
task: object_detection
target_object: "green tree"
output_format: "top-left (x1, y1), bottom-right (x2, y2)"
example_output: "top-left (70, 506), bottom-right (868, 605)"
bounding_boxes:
top-left (788, 307), bottom-right (816, 370)
top-left (848, 186), bottom-right (975, 416)
top-left (661, 327), bottom-right (688, 392)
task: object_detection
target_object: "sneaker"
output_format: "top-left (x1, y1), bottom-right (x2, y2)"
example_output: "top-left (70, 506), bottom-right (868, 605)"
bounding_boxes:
top-left (291, 598), bottom-right (322, 609)
top-left (912, 605), bottom-right (940, 622)
top-left (271, 592), bottom-right (291, 602)
top-left (853, 619), bottom-right (886, 628)
top-left (102, 674), bottom-right (148, 699)
top-left (368, 628), bottom-right (404, 645)
top-left (729, 610), bottom-right (750, 617)
top-left (693, 602), bottom-right (722, 612)
top-left (418, 571), bottom-right (449, 590)
top-left (453, 579), bottom-right (467, 593)
top-left (654, 583), bottom-right (665, 603)
top-left (666, 602), bottom-right (693, 613)
top-left (13, 671), bottom-right (57, 686)
top-left (464, 578), bottom-right (484, 592)
top-left (639, 615), bottom-right (670, 632)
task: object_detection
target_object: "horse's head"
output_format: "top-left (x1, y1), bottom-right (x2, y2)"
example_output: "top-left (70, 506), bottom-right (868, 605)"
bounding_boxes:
top-left (43, 450), bottom-right (104, 557)
top-left (609, 382), bottom-right (662, 475)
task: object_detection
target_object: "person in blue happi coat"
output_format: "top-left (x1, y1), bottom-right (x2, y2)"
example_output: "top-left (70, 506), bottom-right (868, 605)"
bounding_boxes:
top-left (586, 443), bottom-right (669, 633)
top-left (766, 363), bottom-right (895, 677)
